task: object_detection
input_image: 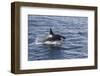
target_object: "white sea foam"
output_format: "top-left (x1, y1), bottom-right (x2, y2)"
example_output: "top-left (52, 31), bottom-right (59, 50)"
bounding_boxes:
top-left (35, 37), bottom-right (43, 45)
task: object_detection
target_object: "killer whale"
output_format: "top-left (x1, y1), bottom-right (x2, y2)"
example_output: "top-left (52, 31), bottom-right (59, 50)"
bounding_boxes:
top-left (43, 28), bottom-right (65, 45)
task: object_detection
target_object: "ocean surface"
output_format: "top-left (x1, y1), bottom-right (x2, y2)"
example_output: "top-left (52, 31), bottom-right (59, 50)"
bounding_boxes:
top-left (28, 15), bottom-right (88, 61)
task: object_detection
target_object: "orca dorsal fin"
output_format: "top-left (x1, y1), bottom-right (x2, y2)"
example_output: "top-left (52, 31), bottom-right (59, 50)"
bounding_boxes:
top-left (50, 28), bottom-right (54, 35)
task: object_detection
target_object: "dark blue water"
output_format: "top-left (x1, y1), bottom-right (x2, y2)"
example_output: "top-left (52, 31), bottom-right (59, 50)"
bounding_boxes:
top-left (28, 15), bottom-right (88, 61)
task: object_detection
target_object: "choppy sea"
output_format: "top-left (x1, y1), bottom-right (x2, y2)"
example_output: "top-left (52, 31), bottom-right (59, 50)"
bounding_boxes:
top-left (28, 15), bottom-right (88, 61)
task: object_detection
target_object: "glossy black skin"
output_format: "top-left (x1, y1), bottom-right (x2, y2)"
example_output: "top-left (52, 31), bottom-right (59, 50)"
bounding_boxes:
top-left (45, 28), bottom-right (65, 41)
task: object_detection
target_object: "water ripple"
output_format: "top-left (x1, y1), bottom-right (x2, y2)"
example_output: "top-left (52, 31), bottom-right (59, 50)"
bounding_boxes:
top-left (28, 15), bottom-right (88, 61)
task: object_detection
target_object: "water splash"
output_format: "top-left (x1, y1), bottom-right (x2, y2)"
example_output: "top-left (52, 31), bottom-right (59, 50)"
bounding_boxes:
top-left (35, 37), bottom-right (44, 45)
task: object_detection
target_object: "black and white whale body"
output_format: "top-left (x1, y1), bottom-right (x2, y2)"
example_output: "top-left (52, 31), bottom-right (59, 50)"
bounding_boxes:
top-left (43, 28), bottom-right (65, 45)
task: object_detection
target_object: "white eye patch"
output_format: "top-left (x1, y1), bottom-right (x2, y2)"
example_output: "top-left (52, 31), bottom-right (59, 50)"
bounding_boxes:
top-left (48, 34), bottom-right (53, 38)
